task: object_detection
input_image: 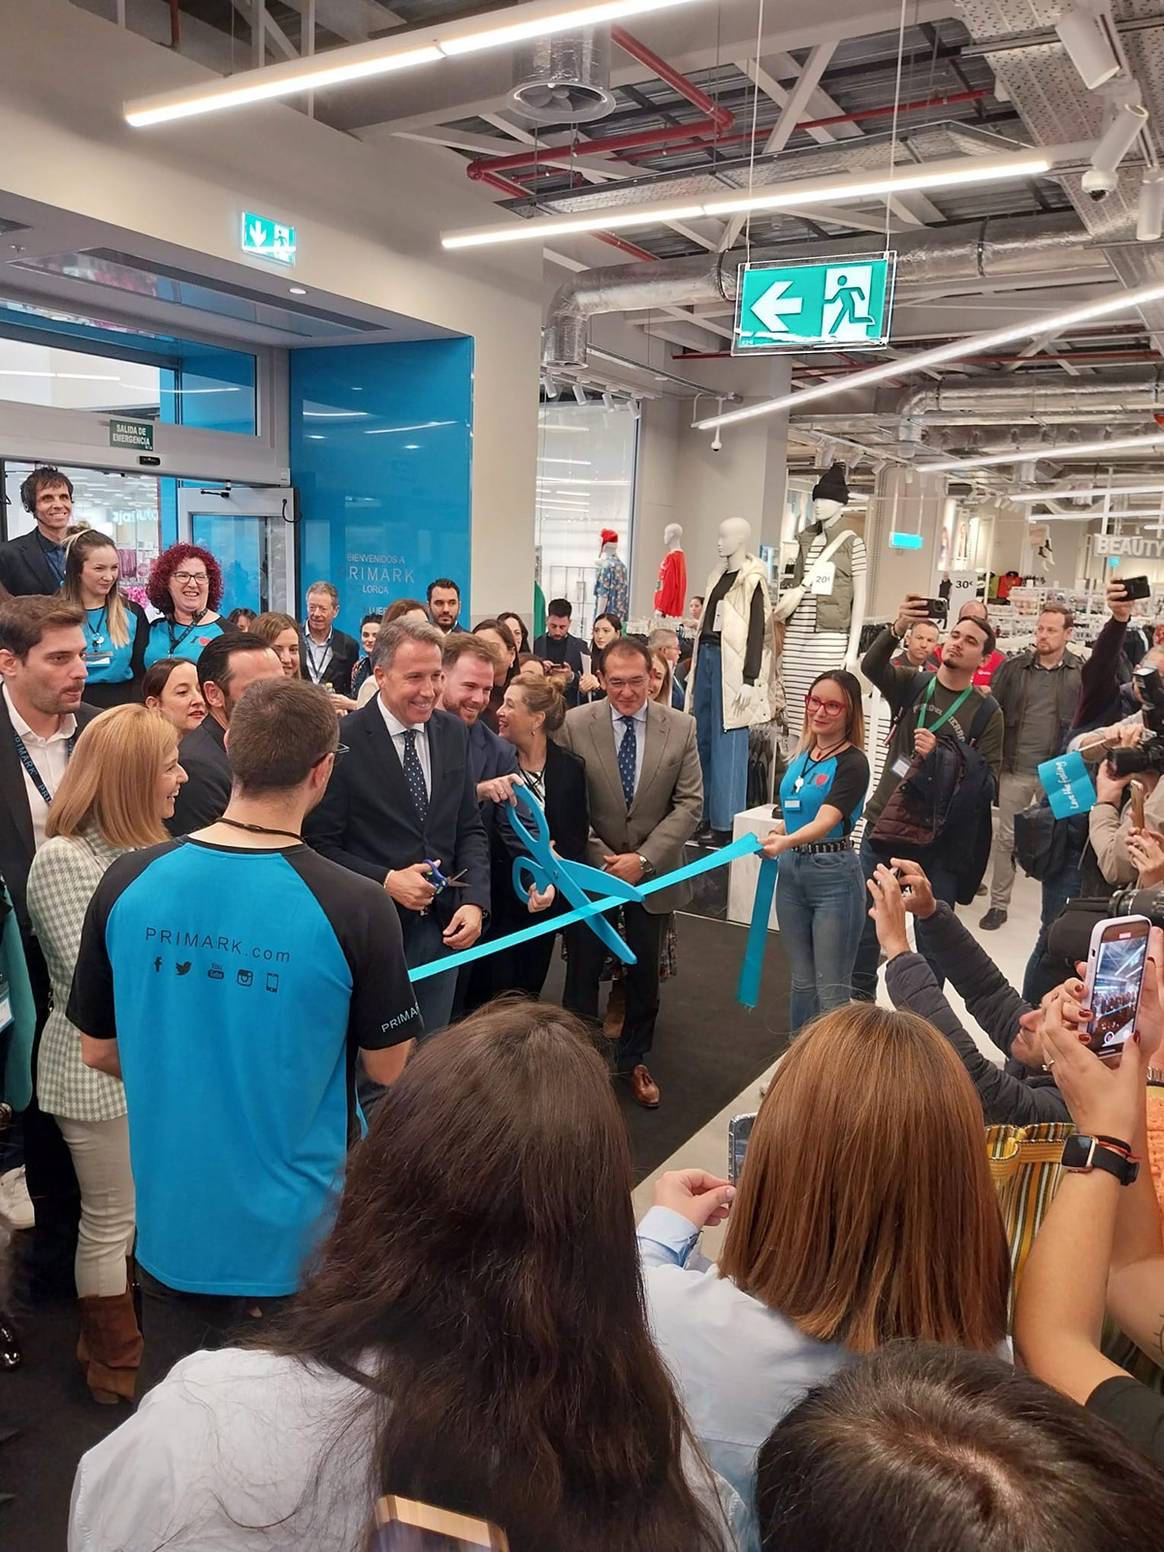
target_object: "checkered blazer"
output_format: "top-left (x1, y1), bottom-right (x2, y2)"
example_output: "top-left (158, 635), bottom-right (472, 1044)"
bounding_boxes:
top-left (26, 830), bottom-right (129, 1122)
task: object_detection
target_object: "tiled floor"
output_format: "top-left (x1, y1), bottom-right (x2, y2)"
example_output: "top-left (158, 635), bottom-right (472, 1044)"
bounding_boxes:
top-left (632, 867), bottom-right (1046, 1248)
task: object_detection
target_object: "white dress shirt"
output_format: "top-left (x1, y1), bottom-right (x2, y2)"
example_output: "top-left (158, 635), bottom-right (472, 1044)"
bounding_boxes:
top-left (4, 683), bottom-right (77, 851)
top-left (377, 697), bottom-right (432, 796)
top-left (610, 698), bottom-right (648, 793)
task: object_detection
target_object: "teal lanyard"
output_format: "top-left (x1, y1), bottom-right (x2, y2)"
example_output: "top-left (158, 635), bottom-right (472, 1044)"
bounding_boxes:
top-left (916, 675), bottom-right (974, 734)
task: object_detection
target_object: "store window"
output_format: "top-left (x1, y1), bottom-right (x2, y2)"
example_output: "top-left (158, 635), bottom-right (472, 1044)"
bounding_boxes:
top-left (3, 462), bottom-right (160, 598)
top-left (534, 402), bottom-right (638, 638)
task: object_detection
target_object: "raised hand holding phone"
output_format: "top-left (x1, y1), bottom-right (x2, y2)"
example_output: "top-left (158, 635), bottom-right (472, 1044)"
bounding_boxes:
top-left (1080, 915), bottom-right (1153, 1063)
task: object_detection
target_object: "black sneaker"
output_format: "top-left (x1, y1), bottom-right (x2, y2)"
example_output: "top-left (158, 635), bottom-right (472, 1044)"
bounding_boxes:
top-left (979, 908), bottom-right (1008, 930)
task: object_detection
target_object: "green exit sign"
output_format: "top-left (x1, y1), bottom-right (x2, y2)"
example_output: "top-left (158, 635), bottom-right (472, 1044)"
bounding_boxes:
top-left (734, 253), bottom-right (896, 354)
top-left (109, 417), bottom-right (154, 451)
top-left (240, 211), bottom-right (297, 267)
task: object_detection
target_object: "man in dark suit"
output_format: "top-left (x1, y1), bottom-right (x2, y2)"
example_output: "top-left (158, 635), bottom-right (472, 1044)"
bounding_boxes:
top-left (559, 638), bottom-right (703, 1109)
top-left (305, 618), bottom-right (490, 1035)
top-left (0, 467), bottom-right (74, 596)
top-left (300, 581), bottom-right (359, 695)
top-left (168, 632), bottom-right (282, 835)
top-left (0, 595), bottom-right (100, 1304)
top-left (532, 597), bottom-right (589, 709)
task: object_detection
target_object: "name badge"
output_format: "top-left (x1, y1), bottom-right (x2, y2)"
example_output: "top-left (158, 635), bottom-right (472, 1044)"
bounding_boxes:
top-left (784, 798), bottom-right (802, 812)
top-left (85, 653), bottom-right (112, 668)
top-left (892, 756), bottom-right (912, 778)
top-left (809, 559), bottom-right (837, 596)
top-left (712, 601), bottom-right (725, 632)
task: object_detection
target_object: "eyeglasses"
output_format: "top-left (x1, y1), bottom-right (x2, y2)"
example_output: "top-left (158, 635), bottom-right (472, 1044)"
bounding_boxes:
top-left (173, 571), bottom-right (209, 585)
top-left (805, 694), bottom-right (846, 716)
top-left (606, 676), bottom-right (648, 691)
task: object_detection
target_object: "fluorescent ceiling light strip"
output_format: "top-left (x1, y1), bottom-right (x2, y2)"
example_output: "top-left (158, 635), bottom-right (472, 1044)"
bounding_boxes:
top-left (922, 431), bottom-right (1164, 473)
top-left (441, 151), bottom-right (1050, 251)
top-left (1011, 482), bottom-right (1164, 501)
top-left (125, 0), bottom-right (704, 126)
top-left (695, 277), bottom-right (1164, 431)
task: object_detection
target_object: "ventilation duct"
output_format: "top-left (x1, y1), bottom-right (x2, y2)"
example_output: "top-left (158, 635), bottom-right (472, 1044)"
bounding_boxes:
top-left (543, 214), bottom-right (1106, 366)
top-left (898, 373), bottom-right (1164, 425)
top-left (510, 30), bottom-right (616, 125)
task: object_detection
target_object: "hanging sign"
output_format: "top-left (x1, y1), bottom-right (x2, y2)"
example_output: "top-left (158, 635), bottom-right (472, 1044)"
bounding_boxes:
top-left (240, 211), bottom-right (297, 267)
top-left (109, 418), bottom-right (154, 451)
top-left (1095, 534), bottom-right (1164, 558)
top-left (734, 252), bottom-right (896, 354)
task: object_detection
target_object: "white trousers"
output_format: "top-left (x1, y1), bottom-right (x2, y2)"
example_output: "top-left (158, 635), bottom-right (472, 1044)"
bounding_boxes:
top-left (55, 1113), bottom-right (135, 1298)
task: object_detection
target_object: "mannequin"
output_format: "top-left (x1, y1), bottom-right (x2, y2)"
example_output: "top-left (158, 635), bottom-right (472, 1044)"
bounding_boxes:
top-left (654, 523), bottom-right (687, 618)
top-left (780, 463), bottom-right (867, 743)
top-left (686, 517), bottom-right (776, 842)
top-left (594, 528), bottom-right (629, 622)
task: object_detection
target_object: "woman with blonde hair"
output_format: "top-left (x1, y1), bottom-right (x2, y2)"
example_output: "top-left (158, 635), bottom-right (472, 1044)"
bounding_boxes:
top-left (26, 706), bottom-right (186, 1405)
top-left (250, 610), bottom-right (301, 678)
top-left (649, 648), bottom-right (674, 707)
top-left (60, 528), bottom-right (149, 708)
top-left (638, 1001), bottom-right (1010, 1542)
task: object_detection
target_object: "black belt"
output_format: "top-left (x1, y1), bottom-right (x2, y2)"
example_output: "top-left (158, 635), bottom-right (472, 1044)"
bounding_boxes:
top-left (800, 839), bottom-right (852, 854)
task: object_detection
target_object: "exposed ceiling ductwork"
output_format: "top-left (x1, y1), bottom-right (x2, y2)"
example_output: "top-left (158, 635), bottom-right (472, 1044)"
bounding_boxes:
top-left (543, 212), bottom-right (1106, 366)
top-left (898, 372), bottom-right (1164, 424)
top-left (509, 29), bottom-right (616, 126)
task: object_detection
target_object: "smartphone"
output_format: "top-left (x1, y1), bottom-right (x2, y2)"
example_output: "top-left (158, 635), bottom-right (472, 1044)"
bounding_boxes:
top-left (1131, 778), bottom-right (1147, 832)
top-left (374, 1496), bottom-right (508, 1551)
top-left (728, 1112), bottom-right (756, 1184)
top-left (1122, 574), bottom-right (1153, 601)
top-left (1082, 915), bottom-right (1152, 1062)
top-left (924, 597), bottom-right (949, 622)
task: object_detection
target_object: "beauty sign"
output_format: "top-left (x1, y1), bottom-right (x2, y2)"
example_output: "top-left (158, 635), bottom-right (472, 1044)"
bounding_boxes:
top-left (1038, 750), bottom-right (1097, 820)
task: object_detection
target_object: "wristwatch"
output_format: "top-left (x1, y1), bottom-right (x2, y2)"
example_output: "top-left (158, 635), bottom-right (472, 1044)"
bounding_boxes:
top-left (1061, 1133), bottom-right (1139, 1186)
top-left (637, 854), bottom-right (656, 879)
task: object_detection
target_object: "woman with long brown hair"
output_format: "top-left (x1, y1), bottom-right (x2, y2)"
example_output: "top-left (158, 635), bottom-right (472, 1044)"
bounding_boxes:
top-left (250, 610), bottom-right (302, 678)
top-left (60, 528), bottom-right (149, 708)
top-left (639, 1002), bottom-right (1010, 1543)
top-left (71, 1004), bottom-right (742, 1551)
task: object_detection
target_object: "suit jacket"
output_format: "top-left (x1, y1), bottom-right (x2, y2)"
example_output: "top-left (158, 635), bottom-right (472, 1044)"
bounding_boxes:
top-left (532, 632), bottom-right (587, 709)
top-left (557, 699), bottom-right (702, 915)
top-left (167, 716), bottom-right (230, 837)
top-left (305, 702), bottom-right (490, 928)
top-left (0, 530), bottom-right (63, 597)
top-left (300, 628), bottom-right (359, 695)
top-left (0, 694), bottom-right (101, 939)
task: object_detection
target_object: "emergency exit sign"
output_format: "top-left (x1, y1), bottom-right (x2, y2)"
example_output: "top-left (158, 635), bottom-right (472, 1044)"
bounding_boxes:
top-left (109, 418), bottom-right (154, 451)
top-left (240, 211), bottom-right (297, 267)
top-left (733, 253), bottom-right (896, 354)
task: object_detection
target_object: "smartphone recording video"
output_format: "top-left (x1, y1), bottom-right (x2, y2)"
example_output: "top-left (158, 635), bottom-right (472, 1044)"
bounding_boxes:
top-left (1083, 916), bottom-right (1152, 1062)
top-left (728, 1112), bottom-right (756, 1185)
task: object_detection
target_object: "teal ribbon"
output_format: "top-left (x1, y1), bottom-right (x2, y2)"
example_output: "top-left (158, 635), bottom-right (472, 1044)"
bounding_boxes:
top-left (410, 831), bottom-right (764, 986)
top-left (736, 855), bottom-right (779, 1010)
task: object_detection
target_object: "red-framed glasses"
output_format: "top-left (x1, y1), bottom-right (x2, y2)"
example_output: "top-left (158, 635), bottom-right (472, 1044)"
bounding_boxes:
top-left (804, 693), bottom-right (846, 716)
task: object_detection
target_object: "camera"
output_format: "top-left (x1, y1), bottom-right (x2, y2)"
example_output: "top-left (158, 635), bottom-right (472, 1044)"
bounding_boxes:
top-left (1081, 165), bottom-right (1118, 201)
top-left (1109, 665), bottom-right (1164, 776)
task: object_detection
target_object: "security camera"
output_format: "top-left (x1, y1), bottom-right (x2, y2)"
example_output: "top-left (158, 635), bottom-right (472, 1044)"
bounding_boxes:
top-left (710, 429), bottom-right (723, 453)
top-left (1082, 164), bottom-right (1119, 200)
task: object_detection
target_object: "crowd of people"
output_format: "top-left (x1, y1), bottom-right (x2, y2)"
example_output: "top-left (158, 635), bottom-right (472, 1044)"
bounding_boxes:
top-left (1, 465), bottom-right (1164, 1547)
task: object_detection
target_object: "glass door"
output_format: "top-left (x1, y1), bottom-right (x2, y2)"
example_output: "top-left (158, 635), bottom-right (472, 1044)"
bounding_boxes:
top-left (177, 486), bottom-right (296, 616)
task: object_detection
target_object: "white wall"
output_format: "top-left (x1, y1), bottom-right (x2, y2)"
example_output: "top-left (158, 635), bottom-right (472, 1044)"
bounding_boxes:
top-left (0, 0), bottom-right (544, 617)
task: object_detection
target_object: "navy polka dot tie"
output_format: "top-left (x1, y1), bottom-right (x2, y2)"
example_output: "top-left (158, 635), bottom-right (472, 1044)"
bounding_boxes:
top-left (402, 728), bottom-right (429, 824)
top-left (618, 715), bottom-right (637, 808)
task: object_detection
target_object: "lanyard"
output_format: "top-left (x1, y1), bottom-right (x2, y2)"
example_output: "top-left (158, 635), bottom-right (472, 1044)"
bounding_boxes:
top-left (167, 613), bottom-right (206, 654)
top-left (791, 743), bottom-right (845, 793)
top-left (13, 728), bottom-right (77, 807)
top-left (305, 633), bottom-right (333, 683)
top-left (521, 765), bottom-right (546, 802)
top-left (86, 607), bottom-right (109, 648)
top-left (916, 675), bottom-right (974, 734)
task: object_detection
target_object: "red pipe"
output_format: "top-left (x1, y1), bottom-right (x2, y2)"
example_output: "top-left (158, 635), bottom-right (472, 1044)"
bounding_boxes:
top-left (168, 0), bottom-right (181, 47)
top-left (608, 26), bottom-right (733, 131)
top-left (473, 168), bottom-right (655, 261)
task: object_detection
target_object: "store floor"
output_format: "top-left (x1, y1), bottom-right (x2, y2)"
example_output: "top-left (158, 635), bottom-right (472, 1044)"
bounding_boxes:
top-left (0, 866), bottom-right (1040, 1549)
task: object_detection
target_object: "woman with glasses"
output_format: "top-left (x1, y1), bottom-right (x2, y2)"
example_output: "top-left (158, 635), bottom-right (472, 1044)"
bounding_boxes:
top-left (762, 670), bottom-right (869, 1031)
top-left (142, 543), bottom-right (225, 669)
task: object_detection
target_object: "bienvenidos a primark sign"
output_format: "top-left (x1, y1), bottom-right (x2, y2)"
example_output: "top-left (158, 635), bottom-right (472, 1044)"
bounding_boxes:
top-left (1094, 534), bottom-right (1164, 558)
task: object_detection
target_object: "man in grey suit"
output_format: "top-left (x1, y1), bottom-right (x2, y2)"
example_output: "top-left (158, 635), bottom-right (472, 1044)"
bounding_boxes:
top-left (559, 637), bottom-right (702, 1108)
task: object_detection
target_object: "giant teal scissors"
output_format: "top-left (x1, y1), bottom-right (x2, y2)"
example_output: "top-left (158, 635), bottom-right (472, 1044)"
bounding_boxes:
top-left (507, 783), bottom-right (644, 964)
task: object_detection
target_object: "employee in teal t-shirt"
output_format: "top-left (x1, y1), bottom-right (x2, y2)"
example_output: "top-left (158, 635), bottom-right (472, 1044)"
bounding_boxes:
top-left (61, 530), bottom-right (148, 708)
top-left (143, 541), bottom-right (226, 669)
top-left (762, 670), bottom-right (870, 1034)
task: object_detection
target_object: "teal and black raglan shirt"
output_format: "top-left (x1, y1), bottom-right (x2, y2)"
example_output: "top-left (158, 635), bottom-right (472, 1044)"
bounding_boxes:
top-left (68, 838), bottom-right (421, 1298)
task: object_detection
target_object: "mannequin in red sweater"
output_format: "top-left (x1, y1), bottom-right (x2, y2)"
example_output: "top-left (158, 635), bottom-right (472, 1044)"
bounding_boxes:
top-left (654, 523), bottom-right (687, 619)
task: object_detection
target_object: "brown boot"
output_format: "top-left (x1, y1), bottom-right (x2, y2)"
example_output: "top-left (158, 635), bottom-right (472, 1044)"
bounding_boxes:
top-left (77, 1289), bottom-right (143, 1404)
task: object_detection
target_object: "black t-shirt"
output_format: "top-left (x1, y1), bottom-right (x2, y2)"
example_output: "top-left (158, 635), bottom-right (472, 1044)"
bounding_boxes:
top-left (1087, 1376), bottom-right (1164, 1469)
top-left (67, 837), bottom-right (420, 1296)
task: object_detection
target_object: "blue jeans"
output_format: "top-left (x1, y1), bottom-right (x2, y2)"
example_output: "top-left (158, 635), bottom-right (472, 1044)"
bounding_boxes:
top-left (851, 835), bottom-right (960, 1000)
top-left (692, 640), bottom-right (749, 830)
top-left (776, 846), bottom-right (866, 1033)
top-left (1022, 860), bottom-right (1082, 1005)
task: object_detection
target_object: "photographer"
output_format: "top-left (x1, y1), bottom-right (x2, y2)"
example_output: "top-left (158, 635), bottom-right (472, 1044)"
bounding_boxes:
top-left (1015, 957), bottom-right (1164, 1468)
top-left (867, 858), bottom-right (1069, 1125)
top-left (1088, 720), bottom-right (1164, 888)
